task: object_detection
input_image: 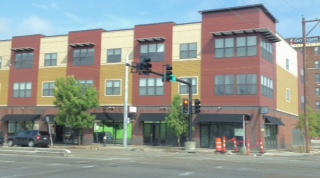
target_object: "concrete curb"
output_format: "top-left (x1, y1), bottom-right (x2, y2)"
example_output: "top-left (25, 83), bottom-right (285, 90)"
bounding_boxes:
top-left (0, 147), bottom-right (71, 157)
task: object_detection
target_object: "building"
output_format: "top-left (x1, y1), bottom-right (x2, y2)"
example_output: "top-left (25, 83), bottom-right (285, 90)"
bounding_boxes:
top-left (286, 36), bottom-right (320, 112)
top-left (0, 4), bottom-right (303, 149)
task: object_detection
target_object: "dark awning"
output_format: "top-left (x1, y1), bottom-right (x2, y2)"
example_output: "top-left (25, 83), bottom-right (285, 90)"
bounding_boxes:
top-left (92, 113), bottom-right (126, 121)
top-left (265, 115), bottom-right (285, 126)
top-left (1, 114), bottom-right (41, 121)
top-left (11, 47), bottom-right (35, 52)
top-left (195, 114), bottom-right (248, 123)
top-left (42, 114), bottom-right (57, 122)
top-left (138, 113), bottom-right (168, 122)
top-left (69, 42), bottom-right (95, 48)
top-left (211, 28), bottom-right (280, 43)
top-left (136, 37), bottom-right (165, 43)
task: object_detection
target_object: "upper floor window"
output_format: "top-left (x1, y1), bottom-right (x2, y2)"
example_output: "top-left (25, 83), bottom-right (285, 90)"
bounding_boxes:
top-left (315, 61), bottom-right (320, 69)
top-left (286, 89), bottom-right (291, 102)
top-left (106, 80), bottom-right (121, 95)
top-left (316, 88), bottom-right (320, 96)
top-left (236, 74), bottom-right (257, 95)
top-left (73, 48), bottom-right (94, 66)
top-left (13, 82), bottom-right (32, 98)
top-left (286, 58), bottom-right (290, 70)
top-left (301, 96), bottom-right (305, 110)
top-left (107, 48), bottom-right (121, 63)
top-left (0, 56), bottom-right (2, 69)
top-left (215, 75), bottom-right (234, 95)
top-left (179, 78), bottom-right (197, 94)
top-left (261, 38), bottom-right (273, 63)
top-left (44, 53), bottom-right (57, 66)
top-left (140, 43), bottom-right (165, 62)
top-left (315, 47), bottom-right (319, 55)
top-left (301, 69), bottom-right (304, 83)
top-left (43, 82), bottom-right (55, 96)
top-left (316, 74), bottom-right (320, 83)
top-left (80, 80), bottom-right (93, 94)
top-left (215, 38), bottom-right (234, 58)
top-left (316, 101), bottom-right (320, 109)
top-left (15, 52), bottom-right (34, 69)
top-left (261, 76), bottom-right (273, 98)
top-left (236, 36), bottom-right (257, 57)
top-left (139, 78), bottom-right (164, 96)
top-left (180, 43), bottom-right (197, 59)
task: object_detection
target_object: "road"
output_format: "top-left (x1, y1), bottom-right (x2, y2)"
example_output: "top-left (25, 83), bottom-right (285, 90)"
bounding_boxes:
top-left (0, 149), bottom-right (319, 178)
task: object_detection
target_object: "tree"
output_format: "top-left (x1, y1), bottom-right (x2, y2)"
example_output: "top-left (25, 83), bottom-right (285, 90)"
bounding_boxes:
top-left (297, 106), bottom-right (320, 138)
top-left (166, 94), bottom-right (188, 148)
top-left (53, 76), bottom-right (99, 145)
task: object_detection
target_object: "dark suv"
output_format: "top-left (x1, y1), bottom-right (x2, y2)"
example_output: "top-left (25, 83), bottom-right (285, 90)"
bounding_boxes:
top-left (7, 130), bottom-right (50, 147)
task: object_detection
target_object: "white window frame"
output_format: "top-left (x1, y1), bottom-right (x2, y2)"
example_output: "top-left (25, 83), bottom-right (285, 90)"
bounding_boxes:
top-left (42, 82), bottom-right (55, 97)
top-left (178, 77), bottom-right (198, 95)
top-left (286, 88), bottom-right (291, 102)
top-left (105, 79), bottom-right (122, 96)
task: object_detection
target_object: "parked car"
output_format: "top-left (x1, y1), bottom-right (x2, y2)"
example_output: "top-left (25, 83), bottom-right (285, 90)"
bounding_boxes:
top-left (7, 130), bottom-right (50, 147)
top-left (0, 130), bottom-right (4, 146)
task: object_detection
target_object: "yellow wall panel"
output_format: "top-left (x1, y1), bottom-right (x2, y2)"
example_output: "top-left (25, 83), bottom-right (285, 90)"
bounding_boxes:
top-left (99, 65), bottom-right (133, 105)
top-left (171, 60), bottom-right (201, 100)
top-left (40, 36), bottom-right (68, 67)
top-left (37, 68), bottom-right (67, 106)
top-left (0, 40), bottom-right (12, 70)
top-left (0, 70), bottom-right (9, 106)
top-left (276, 66), bottom-right (298, 115)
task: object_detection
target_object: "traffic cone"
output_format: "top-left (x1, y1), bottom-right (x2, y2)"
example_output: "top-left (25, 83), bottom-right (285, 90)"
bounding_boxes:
top-left (222, 136), bottom-right (227, 153)
top-left (233, 137), bottom-right (239, 153)
top-left (247, 141), bottom-right (251, 156)
top-left (259, 139), bottom-right (265, 154)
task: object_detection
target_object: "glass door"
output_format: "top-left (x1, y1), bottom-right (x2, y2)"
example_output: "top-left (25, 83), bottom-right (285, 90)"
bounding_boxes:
top-left (200, 125), bottom-right (209, 148)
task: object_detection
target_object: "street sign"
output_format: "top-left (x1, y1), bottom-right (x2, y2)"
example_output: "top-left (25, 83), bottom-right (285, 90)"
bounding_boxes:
top-left (171, 75), bottom-right (177, 82)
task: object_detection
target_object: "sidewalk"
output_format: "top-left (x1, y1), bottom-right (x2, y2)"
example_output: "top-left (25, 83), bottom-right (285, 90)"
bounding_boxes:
top-left (48, 143), bottom-right (320, 156)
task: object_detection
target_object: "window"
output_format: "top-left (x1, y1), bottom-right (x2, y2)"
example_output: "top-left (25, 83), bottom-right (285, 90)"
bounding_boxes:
top-left (316, 88), bottom-right (320, 96)
top-left (15, 52), bottom-right (34, 69)
top-left (13, 82), bottom-right (32, 98)
top-left (139, 78), bottom-right (164, 96)
top-left (301, 69), bottom-right (304, 83)
top-left (261, 38), bottom-right (273, 63)
top-left (215, 75), bottom-right (234, 95)
top-left (236, 74), bottom-right (257, 95)
top-left (43, 82), bottom-right (55, 96)
top-left (8, 121), bottom-right (38, 134)
top-left (80, 80), bottom-right (93, 94)
top-left (316, 101), bottom-right (320, 109)
top-left (180, 43), bottom-right (197, 59)
top-left (301, 96), bottom-right (305, 110)
top-left (106, 80), bottom-right (121, 95)
top-left (315, 47), bottom-right (319, 55)
top-left (44, 53), bottom-right (57, 66)
top-left (315, 61), bottom-right (320, 69)
top-left (215, 38), bottom-right (234, 58)
top-left (107, 48), bottom-right (121, 63)
top-left (140, 43), bottom-right (165, 62)
top-left (286, 89), bottom-right (291, 102)
top-left (316, 74), bottom-right (320, 83)
top-left (73, 48), bottom-right (94, 66)
top-left (236, 36), bottom-right (257, 57)
top-left (179, 78), bottom-right (197, 94)
top-left (0, 56), bottom-right (2, 69)
top-left (261, 76), bottom-right (273, 98)
top-left (286, 58), bottom-right (290, 70)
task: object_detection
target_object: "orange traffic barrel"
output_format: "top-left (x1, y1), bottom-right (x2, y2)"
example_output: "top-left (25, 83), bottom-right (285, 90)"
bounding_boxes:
top-left (215, 138), bottom-right (222, 152)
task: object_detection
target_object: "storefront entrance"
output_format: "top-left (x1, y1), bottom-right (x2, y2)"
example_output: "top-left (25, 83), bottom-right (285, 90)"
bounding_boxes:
top-left (143, 122), bottom-right (166, 145)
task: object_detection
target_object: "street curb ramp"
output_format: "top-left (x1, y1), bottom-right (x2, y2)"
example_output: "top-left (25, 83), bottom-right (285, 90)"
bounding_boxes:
top-left (0, 147), bottom-right (71, 157)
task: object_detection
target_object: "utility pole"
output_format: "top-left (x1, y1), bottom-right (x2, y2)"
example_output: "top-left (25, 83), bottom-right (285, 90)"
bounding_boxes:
top-left (302, 17), bottom-right (320, 153)
top-left (123, 54), bottom-right (129, 148)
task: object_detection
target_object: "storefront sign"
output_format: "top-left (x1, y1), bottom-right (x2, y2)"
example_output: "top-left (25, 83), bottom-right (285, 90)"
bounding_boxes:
top-left (288, 36), bottom-right (320, 47)
top-left (234, 128), bottom-right (243, 136)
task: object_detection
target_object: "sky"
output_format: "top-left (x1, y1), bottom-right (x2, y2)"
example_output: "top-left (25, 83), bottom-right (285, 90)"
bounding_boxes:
top-left (0, 0), bottom-right (320, 41)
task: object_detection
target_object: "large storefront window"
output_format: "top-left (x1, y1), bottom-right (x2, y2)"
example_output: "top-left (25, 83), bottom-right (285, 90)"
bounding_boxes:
top-left (8, 121), bottom-right (39, 134)
top-left (265, 124), bottom-right (278, 148)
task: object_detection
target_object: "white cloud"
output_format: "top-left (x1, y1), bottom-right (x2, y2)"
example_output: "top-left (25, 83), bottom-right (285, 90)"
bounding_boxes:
top-left (64, 12), bottom-right (83, 23)
top-left (18, 16), bottom-right (54, 36)
top-left (32, 2), bottom-right (59, 10)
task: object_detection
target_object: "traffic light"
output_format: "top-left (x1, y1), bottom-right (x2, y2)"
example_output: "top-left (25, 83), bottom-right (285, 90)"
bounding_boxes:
top-left (182, 98), bottom-right (189, 114)
top-left (140, 57), bottom-right (152, 75)
top-left (164, 64), bottom-right (173, 81)
top-left (194, 99), bottom-right (201, 114)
